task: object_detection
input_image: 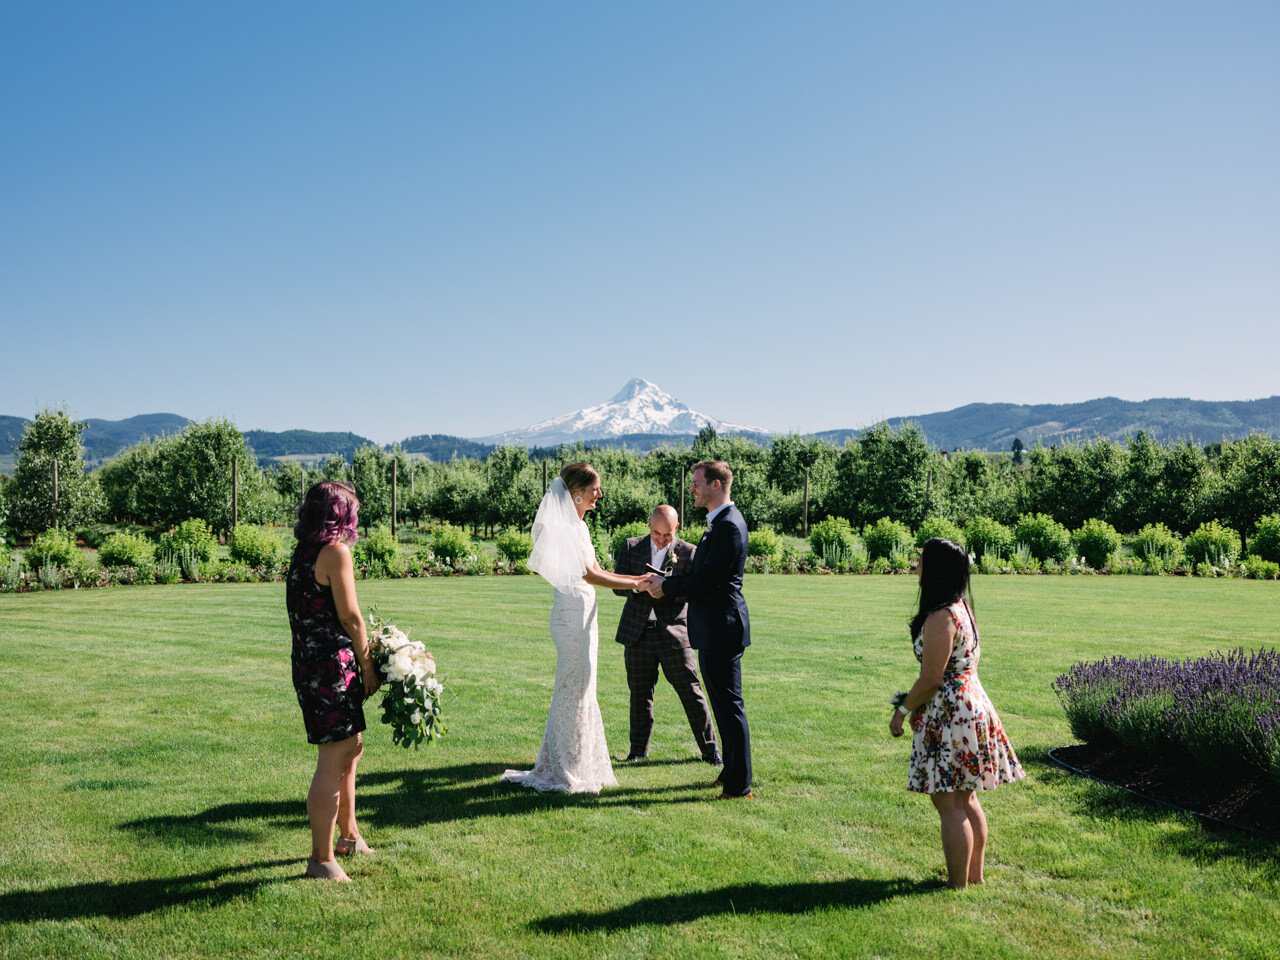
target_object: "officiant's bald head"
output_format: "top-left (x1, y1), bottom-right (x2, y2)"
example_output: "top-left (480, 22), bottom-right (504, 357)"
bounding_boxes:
top-left (649, 505), bottom-right (679, 548)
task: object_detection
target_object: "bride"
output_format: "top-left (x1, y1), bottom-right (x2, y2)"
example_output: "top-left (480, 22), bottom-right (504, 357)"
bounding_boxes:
top-left (502, 463), bottom-right (649, 793)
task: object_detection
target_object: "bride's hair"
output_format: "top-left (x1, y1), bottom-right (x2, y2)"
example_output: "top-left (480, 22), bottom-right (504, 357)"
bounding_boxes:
top-left (560, 462), bottom-right (599, 495)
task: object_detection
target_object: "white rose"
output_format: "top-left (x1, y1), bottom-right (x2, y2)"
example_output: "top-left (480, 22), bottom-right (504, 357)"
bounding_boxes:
top-left (410, 710), bottom-right (423, 725)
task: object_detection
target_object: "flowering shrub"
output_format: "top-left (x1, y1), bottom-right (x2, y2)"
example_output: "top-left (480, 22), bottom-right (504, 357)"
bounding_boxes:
top-left (98, 531), bottom-right (156, 569)
top-left (862, 517), bottom-right (913, 560)
top-left (1131, 523), bottom-right (1183, 569)
top-left (353, 525), bottom-right (400, 576)
top-left (158, 519), bottom-right (218, 563)
top-left (1249, 513), bottom-right (1280, 564)
top-left (965, 516), bottom-right (1014, 560)
top-left (608, 521), bottom-right (649, 555)
top-left (1072, 518), bottom-right (1121, 570)
top-left (915, 516), bottom-right (966, 549)
top-left (808, 516), bottom-right (858, 560)
top-left (25, 528), bottom-right (86, 575)
top-left (1242, 555), bottom-right (1280, 580)
top-left (1183, 521), bottom-right (1241, 568)
top-left (228, 524), bottom-right (287, 570)
top-left (748, 527), bottom-right (783, 562)
top-left (430, 523), bottom-right (474, 567)
top-left (1053, 648), bottom-right (1280, 782)
top-left (495, 529), bottom-right (534, 564)
top-left (1015, 513), bottom-right (1073, 564)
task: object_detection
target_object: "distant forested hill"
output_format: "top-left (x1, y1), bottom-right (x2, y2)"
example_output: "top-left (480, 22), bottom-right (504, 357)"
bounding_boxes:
top-left (842, 396), bottom-right (1280, 450)
top-left (81, 414), bottom-right (190, 462)
top-left (400, 434), bottom-right (496, 461)
top-left (243, 429), bottom-right (376, 461)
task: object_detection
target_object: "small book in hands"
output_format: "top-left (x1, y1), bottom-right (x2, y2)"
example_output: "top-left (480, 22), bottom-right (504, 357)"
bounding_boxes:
top-left (643, 563), bottom-right (668, 576)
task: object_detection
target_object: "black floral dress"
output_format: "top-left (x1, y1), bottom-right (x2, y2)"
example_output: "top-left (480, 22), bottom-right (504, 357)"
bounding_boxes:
top-left (286, 543), bottom-right (365, 745)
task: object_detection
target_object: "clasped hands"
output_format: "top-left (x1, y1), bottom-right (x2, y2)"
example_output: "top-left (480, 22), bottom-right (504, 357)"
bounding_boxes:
top-left (637, 573), bottom-right (665, 598)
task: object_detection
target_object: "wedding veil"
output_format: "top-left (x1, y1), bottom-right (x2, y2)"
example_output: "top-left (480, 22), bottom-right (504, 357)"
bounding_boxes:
top-left (527, 477), bottom-right (587, 591)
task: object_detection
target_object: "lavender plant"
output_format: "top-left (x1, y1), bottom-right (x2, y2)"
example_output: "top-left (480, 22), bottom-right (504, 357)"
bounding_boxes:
top-left (1053, 648), bottom-right (1280, 782)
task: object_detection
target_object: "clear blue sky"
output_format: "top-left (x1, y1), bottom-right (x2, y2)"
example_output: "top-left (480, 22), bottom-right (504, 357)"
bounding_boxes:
top-left (3, 1), bottom-right (1277, 444)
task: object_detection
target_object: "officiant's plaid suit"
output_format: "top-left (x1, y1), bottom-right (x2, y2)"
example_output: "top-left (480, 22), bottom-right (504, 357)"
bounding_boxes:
top-left (613, 535), bottom-right (717, 760)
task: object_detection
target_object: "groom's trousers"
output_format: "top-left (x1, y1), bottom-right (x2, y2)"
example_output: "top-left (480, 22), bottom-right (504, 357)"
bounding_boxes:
top-left (698, 647), bottom-right (752, 796)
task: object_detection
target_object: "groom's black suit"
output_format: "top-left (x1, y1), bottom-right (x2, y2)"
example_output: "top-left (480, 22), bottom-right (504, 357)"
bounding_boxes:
top-left (660, 503), bottom-right (752, 796)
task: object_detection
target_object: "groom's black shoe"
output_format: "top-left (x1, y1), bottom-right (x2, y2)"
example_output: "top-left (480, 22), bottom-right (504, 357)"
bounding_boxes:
top-left (625, 752), bottom-right (648, 762)
top-left (703, 749), bottom-right (723, 766)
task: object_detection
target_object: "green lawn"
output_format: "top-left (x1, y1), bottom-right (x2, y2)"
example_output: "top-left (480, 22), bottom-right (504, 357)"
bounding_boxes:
top-left (1, 575), bottom-right (1277, 959)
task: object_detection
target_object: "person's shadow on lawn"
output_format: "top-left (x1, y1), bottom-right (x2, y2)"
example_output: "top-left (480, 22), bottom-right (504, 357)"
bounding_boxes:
top-left (0, 859), bottom-right (293, 923)
top-left (119, 760), bottom-right (718, 845)
top-left (530, 876), bottom-right (943, 932)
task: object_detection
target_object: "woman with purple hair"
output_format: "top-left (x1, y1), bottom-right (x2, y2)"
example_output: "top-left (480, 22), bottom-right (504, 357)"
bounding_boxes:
top-left (286, 480), bottom-right (382, 881)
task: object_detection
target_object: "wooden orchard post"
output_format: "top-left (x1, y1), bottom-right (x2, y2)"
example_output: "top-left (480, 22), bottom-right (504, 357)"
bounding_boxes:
top-left (802, 467), bottom-right (810, 537)
top-left (52, 459), bottom-right (59, 529)
top-left (391, 459), bottom-right (398, 539)
top-left (542, 460), bottom-right (548, 495)
top-left (231, 458), bottom-right (239, 530)
top-left (679, 466), bottom-right (685, 528)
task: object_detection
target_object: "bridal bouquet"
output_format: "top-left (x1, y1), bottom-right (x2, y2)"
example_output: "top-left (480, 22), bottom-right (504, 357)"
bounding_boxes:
top-left (367, 606), bottom-right (446, 749)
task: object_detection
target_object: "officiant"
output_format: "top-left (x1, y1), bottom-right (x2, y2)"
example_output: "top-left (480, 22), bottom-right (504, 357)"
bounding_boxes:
top-left (612, 505), bottom-right (721, 766)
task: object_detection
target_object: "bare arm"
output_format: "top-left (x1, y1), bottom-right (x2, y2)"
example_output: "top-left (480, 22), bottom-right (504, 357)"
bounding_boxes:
top-left (585, 558), bottom-right (647, 591)
top-left (889, 609), bottom-right (955, 738)
top-left (315, 542), bottom-right (381, 698)
top-left (611, 545), bottom-right (637, 597)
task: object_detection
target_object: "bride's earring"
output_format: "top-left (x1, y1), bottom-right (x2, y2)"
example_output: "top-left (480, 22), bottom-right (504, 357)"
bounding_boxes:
top-left (574, 495), bottom-right (583, 504)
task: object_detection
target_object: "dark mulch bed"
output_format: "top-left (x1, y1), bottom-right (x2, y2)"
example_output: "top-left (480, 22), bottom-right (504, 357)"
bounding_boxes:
top-left (1051, 742), bottom-right (1279, 838)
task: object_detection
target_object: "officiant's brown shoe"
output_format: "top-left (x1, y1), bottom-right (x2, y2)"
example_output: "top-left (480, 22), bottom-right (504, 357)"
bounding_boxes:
top-left (715, 790), bottom-right (752, 800)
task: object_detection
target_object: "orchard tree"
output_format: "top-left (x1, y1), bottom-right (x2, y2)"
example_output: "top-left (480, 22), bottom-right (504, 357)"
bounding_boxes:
top-left (7, 407), bottom-right (105, 534)
top-left (350, 444), bottom-right (390, 529)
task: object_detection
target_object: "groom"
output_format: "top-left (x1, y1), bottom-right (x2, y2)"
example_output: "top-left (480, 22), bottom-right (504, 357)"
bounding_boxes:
top-left (612, 505), bottom-right (720, 765)
top-left (643, 460), bottom-right (752, 799)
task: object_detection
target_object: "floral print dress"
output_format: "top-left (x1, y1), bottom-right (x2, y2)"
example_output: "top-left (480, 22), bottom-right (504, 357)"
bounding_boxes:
top-left (908, 601), bottom-right (1024, 794)
top-left (286, 543), bottom-right (365, 745)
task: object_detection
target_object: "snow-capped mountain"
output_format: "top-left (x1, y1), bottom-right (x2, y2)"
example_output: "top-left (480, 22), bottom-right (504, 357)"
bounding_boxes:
top-left (477, 379), bottom-right (768, 445)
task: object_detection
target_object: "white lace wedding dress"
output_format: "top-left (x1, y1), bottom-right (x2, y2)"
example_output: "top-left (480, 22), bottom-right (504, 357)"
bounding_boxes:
top-left (502, 521), bottom-right (618, 794)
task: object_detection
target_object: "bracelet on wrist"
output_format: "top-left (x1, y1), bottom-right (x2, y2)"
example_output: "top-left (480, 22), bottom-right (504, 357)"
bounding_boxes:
top-left (896, 703), bottom-right (911, 716)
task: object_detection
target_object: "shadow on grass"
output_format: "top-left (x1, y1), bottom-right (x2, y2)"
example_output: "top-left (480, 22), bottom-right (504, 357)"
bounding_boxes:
top-left (1023, 747), bottom-right (1280, 875)
top-left (531, 876), bottom-right (941, 932)
top-left (0, 859), bottom-right (293, 923)
top-left (122, 761), bottom-right (720, 845)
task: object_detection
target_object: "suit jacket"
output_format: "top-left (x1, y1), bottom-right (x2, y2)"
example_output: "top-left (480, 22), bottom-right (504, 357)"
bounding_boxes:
top-left (661, 504), bottom-right (751, 652)
top-left (612, 535), bottom-right (696, 647)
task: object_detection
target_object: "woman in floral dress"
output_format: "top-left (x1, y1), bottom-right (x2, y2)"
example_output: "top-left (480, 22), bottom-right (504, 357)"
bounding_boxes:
top-left (889, 537), bottom-right (1023, 889)
top-left (286, 481), bottom-right (382, 881)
